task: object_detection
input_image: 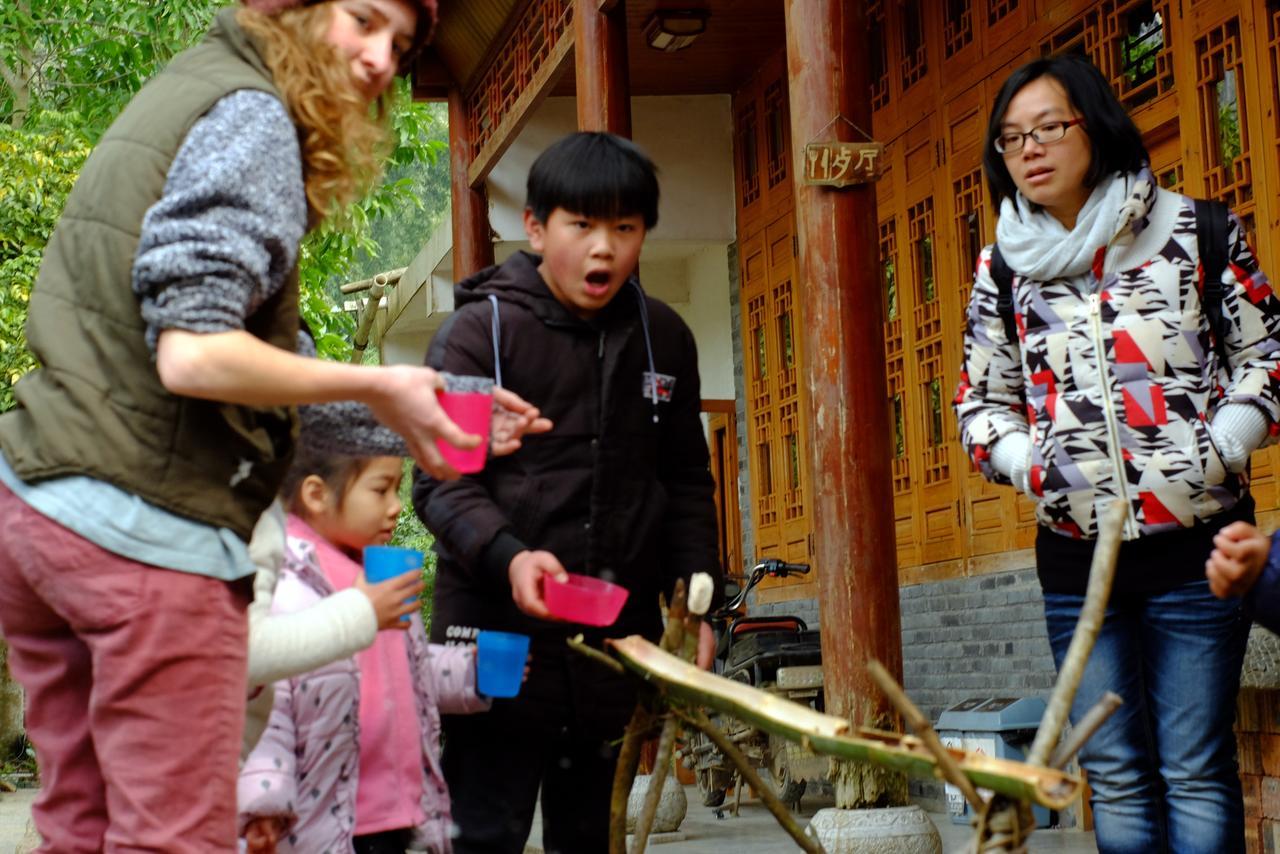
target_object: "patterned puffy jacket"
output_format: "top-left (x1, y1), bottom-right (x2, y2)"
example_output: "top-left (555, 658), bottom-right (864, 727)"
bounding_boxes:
top-left (238, 532), bottom-right (489, 853)
top-left (955, 179), bottom-right (1280, 541)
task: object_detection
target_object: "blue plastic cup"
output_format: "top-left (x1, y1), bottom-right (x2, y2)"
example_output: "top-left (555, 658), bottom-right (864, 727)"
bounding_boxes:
top-left (475, 630), bottom-right (530, 698)
top-left (363, 546), bottom-right (424, 621)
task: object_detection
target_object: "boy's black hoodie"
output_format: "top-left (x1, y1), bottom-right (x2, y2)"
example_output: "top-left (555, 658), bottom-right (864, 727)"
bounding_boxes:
top-left (413, 250), bottom-right (721, 729)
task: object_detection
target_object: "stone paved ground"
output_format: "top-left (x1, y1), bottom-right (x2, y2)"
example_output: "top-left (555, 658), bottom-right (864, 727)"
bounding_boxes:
top-left (1, 784), bottom-right (1097, 853)
top-left (523, 785), bottom-right (1098, 853)
top-left (0, 788), bottom-right (39, 854)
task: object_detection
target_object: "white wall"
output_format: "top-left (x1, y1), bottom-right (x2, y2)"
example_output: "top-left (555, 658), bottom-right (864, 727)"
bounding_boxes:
top-left (673, 244), bottom-right (735, 402)
top-left (382, 93), bottom-right (740, 406)
top-left (486, 95), bottom-right (736, 242)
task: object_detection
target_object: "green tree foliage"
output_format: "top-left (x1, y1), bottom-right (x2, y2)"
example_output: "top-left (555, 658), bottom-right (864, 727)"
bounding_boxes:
top-left (0, 113), bottom-right (90, 410)
top-left (0, 1), bottom-right (451, 394)
top-left (0, 0), bottom-right (220, 131)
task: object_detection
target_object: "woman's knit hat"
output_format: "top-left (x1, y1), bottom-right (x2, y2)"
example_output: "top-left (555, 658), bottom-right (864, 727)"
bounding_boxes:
top-left (243, 0), bottom-right (439, 58)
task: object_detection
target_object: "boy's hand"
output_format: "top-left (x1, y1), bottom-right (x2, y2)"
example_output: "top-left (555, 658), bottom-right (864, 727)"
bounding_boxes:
top-left (490, 387), bottom-right (554, 457)
top-left (508, 550), bottom-right (568, 619)
top-left (370, 365), bottom-right (478, 480)
top-left (1206, 520), bottom-right (1270, 599)
top-left (355, 571), bottom-right (425, 631)
top-left (244, 816), bottom-right (287, 854)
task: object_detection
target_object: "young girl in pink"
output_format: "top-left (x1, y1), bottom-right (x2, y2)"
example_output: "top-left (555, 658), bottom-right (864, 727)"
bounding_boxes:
top-left (238, 434), bottom-right (489, 854)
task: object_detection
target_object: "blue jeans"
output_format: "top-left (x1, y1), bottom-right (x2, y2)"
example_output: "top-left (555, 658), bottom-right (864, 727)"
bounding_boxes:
top-left (1043, 580), bottom-right (1248, 854)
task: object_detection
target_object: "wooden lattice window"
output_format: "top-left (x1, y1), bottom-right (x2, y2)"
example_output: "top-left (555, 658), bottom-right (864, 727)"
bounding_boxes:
top-left (464, 0), bottom-right (572, 157)
top-left (989, 0), bottom-right (1019, 26)
top-left (1042, 8), bottom-right (1102, 65)
top-left (900, 0), bottom-right (927, 92)
top-left (747, 292), bottom-right (777, 528)
top-left (764, 81), bottom-right (788, 189)
top-left (869, 0), bottom-right (889, 111)
top-left (909, 199), bottom-right (937, 305)
top-left (945, 0), bottom-right (973, 59)
top-left (920, 346), bottom-right (950, 483)
top-left (737, 104), bottom-right (761, 209)
top-left (953, 169), bottom-right (985, 311)
top-left (1157, 162), bottom-right (1184, 192)
top-left (881, 218), bottom-right (910, 495)
top-left (773, 281), bottom-right (804, 523)
top-left (1268, 5), bottom-right (1280, 187)
top-left (1105, 0), bottom-right (1173, 111)
top-left (1196, 19), bottom-right (1253, 211)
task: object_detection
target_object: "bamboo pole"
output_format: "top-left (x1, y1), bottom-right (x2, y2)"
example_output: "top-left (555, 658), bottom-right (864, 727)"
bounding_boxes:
top-left (339, 267), bottom-right (407, 294)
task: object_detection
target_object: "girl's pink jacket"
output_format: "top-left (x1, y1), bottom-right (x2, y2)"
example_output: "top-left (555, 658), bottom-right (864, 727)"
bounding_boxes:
top-left (238, 518), bottom-right (489, 853)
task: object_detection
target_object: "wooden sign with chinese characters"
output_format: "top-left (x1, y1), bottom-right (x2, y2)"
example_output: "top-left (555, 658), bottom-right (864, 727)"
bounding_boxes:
top-left (803, 141), bottom-right (885, 187)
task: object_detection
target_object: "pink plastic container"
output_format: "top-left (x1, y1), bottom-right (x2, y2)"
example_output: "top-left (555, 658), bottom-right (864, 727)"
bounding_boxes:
top-left (436, 388), bottom-right (492, 474)
top-left (544, 573), bottom-right (630, 627)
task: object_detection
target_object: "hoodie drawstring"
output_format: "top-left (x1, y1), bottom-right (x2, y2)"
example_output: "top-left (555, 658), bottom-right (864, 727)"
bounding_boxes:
top-left (488, 294), bottom-right (503, 388)
top-left (632, 280), bottom-right (659, 423)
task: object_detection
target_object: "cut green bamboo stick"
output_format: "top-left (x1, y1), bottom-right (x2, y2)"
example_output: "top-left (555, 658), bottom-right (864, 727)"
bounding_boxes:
top-left (607, 635), bottom-right (1081, 811)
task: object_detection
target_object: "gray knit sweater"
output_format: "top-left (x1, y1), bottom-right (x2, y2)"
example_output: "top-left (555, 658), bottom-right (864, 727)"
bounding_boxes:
top-left (132, 89), bottom-right (307, 352)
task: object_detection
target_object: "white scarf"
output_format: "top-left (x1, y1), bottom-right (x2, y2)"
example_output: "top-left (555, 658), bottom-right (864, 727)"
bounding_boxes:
top-left (995, 170), bottom-right (1142, 281)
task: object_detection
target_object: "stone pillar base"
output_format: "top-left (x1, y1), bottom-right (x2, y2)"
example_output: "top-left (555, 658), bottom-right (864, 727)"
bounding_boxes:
top-left (625, 773), bottom-right (688, 834)
top-left (806, 805), bottom-right (942, 854)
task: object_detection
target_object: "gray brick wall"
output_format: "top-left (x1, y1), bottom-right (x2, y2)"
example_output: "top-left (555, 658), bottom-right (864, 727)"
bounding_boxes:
top-left (745, 565), bottom-right (1056, 721)
top-left (727, 242), bottom-right (754, 578)
top-left (900, 567), bottom-right (1057, 724)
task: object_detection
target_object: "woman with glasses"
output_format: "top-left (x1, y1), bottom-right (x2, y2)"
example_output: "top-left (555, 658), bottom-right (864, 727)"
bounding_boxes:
top-left (955, 54), bottom-right (1280, 852)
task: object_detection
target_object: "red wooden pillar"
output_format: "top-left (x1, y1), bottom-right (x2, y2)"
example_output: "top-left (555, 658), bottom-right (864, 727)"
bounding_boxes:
top-left (783, 0), bottom-right (905, 807)
top-left (448, 86), bottom-right (495, 280)
top-left (574, 0), bottom-right (631, 136)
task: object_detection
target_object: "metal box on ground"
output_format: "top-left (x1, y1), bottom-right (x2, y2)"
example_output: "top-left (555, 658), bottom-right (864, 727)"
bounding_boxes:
top-left (935, 696), bottom-right (1054, 828)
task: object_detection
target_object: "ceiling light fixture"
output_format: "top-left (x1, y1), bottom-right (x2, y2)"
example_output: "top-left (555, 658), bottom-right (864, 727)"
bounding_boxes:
top-left (643, 9), bottom-right (709, 53)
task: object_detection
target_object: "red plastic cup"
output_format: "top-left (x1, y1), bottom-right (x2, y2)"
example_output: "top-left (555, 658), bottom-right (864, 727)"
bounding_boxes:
top-left (436, 374), bottom-right (493, 474)
top-left (544, 572), bottom-right (630, 627)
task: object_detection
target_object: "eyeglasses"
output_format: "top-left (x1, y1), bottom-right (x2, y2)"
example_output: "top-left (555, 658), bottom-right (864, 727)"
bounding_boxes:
top-left (994, 118), bottom-right (1086, 154)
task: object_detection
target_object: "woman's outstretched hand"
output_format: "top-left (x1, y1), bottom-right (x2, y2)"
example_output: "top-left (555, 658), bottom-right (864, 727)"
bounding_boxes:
top-left (490, 387), bottom-right (553, 456)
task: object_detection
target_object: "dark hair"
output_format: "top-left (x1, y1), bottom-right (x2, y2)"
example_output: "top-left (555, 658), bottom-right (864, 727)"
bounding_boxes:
top-left (983, 54), bottom-right (1148, 207)
top-left (526, 132), bottom-right (660, 229)
top-left (280, 446), bottom-right (374, 518)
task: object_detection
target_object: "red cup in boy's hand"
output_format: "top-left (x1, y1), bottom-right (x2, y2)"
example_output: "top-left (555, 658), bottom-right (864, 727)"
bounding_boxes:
top-left (508, 549), bottom-right (568, 619)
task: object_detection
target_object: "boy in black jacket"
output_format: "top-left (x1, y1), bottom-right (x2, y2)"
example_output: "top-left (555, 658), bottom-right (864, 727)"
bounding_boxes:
top-left (412, 132), bottom-right (723, 853)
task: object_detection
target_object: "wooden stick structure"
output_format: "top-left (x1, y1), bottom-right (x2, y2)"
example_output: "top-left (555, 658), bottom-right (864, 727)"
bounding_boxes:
top-left (866, 659), bottom-right (983, 813)
top-left (631, 713), bottom-right (679, 854)
top-left (1026, 500), bottom-right (1125, 768)
top-left (1050, 691), bottom-right (1122, 771)
top-left (582, 503), bottom-right (1128, 854)
top-left (671, 706), bottom-right (826, 854)
top-left (971, 498), bottom-right (1127, 852)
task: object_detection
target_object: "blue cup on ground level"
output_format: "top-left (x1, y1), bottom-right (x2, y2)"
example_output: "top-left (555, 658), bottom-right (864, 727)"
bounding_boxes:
top-left (362, 546), bottom-right (424, 621)
top-left (475, 630), bottom-right (530, 698)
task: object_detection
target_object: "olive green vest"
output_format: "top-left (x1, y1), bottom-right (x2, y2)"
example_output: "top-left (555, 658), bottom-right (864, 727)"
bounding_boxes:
top-left (0, 8), bottom-right (300, 541)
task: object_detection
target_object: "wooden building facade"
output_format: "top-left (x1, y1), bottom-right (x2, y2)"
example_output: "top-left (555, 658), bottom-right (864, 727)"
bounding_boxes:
top-left (407, 0), bottom-right (1280, 830)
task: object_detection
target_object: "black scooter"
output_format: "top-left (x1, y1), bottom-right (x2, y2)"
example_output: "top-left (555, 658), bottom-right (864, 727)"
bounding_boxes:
top-left (681, 558), bottom-right (826, 811)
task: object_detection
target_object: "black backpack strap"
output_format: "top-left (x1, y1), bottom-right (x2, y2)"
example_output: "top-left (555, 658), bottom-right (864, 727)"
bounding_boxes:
top-left (990, 244), bottom-right (1018, 346)
top-left (1195, 199), bottom-right (1231, 367)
